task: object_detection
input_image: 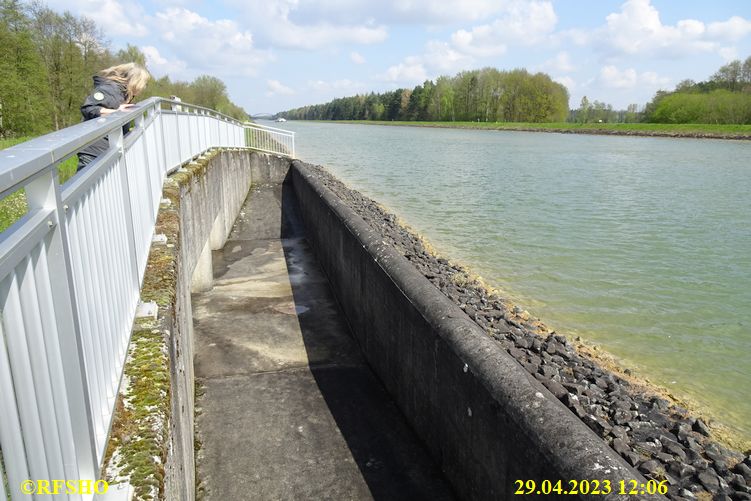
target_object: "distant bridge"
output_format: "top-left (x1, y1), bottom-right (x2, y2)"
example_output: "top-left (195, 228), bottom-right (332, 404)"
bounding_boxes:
top-left (250, 113), bottom-right (276, 119)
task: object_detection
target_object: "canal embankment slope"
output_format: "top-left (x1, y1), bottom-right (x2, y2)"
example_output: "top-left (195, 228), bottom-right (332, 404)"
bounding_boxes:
top-left (322, 120), bottom-right (751, 140)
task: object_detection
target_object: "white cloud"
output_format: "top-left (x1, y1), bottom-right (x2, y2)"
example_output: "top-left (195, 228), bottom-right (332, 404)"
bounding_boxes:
top-left (597, 0), bottom-right (750, 58)
top-left (225, 0), bottom-right (387, 50)
top-left (600, 66), bottom-right (638, 88)
top-left (154, 8), bottom-right (272, 76)
top-left (382, 58), bottom-right (428, 83)
top-left (306, 79), bottom-right (365, 92)
top-left (449, 1), bottom-right (556, 57)
top-left (379, 0), bottom-right (556, 85)
top-left (541, 51), bottom-right (575, 73)
top-left (388, 0), bottom-right (512, 23)
top-left (599, 65), bottom-right (670, 89)
top-left (286, 0), bottom-right (516, 25)
top-left (707, 16), bottom-right (751, 41)
top-left (271, 24), bottom-right (387, 50)
top-left (141, 46), bottom-right (187, 77)
top-left (554, 75), bottom-right (576, 91)
top-left (44, 0), bottom-right (149, 37)
top-left (266, 80), bottom-right (295, 96)
top-left (422, 41), bottom-right (474, 73)
top-left (719, 47), bottom-right (739, 62)
top-left (350, 51), bottom-right (366, 64)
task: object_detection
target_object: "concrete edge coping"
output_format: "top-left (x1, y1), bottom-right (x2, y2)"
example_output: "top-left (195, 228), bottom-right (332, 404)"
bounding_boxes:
top-left (291, 160), bottom-right (665, 500)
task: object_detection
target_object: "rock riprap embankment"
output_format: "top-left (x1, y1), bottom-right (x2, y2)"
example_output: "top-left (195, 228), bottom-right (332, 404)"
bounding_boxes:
top-left (303, 162), bottom-right (751, 501)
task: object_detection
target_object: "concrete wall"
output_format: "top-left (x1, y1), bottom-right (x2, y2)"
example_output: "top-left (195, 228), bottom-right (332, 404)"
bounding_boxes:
top-left (162, 149), bottom-right (289, 499)
top-left (290, 159), bottom-right (660, 501)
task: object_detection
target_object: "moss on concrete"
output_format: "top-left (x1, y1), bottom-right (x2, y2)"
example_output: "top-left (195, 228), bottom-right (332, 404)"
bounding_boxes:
top-left (104, 324), bottom-right (170, 500)
top-left (169, 151), bottom-right (220, 190)
top-left (103, 149), bottom-right (227, 499)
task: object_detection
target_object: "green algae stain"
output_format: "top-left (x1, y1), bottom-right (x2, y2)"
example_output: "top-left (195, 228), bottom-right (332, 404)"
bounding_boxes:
top-left (104, 325), bottom-right (170, 500)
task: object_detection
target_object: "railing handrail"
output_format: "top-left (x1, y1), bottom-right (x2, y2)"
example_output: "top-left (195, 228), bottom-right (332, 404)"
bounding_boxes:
top-left (243, 121), bottom-right (296, 134)
top-left (0, 97), bottom-right (285, 197)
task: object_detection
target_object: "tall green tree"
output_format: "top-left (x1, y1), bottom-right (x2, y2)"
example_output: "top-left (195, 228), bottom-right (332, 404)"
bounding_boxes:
top-left (0, 0), bottom-right (50, 135)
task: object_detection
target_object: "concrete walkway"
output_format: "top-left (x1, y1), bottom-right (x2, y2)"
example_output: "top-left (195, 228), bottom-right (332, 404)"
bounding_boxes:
top-left (193, 182), bottom-right (455, 500)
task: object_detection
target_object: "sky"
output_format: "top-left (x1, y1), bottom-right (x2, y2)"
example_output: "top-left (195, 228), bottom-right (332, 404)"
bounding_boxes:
top-left (46, 0), bottom-right (751, 115)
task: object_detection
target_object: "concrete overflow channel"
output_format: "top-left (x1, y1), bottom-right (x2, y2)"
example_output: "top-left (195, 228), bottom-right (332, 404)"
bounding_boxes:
top-left (115, 148), bottom-right (661, 499)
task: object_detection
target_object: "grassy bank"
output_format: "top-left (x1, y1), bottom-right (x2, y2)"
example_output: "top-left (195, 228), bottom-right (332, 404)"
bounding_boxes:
top-left (324, 120), bottom-right (751, 139)
top-left (0, 137), bottom-right (78, 232)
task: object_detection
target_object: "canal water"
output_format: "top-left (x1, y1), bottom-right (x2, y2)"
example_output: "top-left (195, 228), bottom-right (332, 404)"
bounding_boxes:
top-left (276, 120), bottom-right (751, 443)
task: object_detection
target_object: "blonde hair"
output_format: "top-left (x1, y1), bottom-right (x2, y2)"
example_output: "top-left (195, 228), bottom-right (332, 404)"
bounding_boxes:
top-left (99, 62), bottom-right (151, 102)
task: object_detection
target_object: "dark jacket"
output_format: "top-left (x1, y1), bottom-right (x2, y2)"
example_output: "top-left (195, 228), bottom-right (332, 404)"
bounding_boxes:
top-left (77, 76), bottom-right (128, 171)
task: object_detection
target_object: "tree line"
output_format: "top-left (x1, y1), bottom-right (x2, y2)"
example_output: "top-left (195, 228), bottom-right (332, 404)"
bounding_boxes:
top-left (281, 68), bottom-right (570, 123)
top-left (642, 57), bottom-right (751, 124)
top-left (0, 0), bottom-right (247, 138)
top-left (284, 56), bottom-right (751, 126)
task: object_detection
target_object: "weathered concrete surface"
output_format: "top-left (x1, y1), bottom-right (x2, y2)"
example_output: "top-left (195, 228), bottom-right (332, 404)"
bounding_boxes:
top-left (193, 182), bottom-right (454, 500)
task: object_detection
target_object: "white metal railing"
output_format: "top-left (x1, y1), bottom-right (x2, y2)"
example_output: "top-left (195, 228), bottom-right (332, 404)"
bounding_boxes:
top-left (0, 97), bottom-right (294, 500)
top-left (244, 122), bottom-right (295, 157)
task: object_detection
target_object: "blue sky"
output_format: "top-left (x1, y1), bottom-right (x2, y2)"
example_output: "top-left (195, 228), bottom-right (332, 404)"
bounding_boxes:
top-left (46, 0), bottom-right (751, 114)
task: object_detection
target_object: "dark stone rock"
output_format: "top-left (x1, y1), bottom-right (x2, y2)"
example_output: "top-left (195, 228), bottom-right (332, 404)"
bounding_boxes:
top-left (673, 422), bottom-right (692, 441)
top-left (693, 419), bottom-right (711, 437)
top-left (634, 441), bottom-right (661, 456)
top-left (612, 399), bottom-right (632, 411)
top-left (729, 473), bottom-right (750, 492)
top-left (663, 472), bottom-right (680, 486)
top-left (612, 438), bottom-right (630, 456)
top-left (705, 443), bottom-right (727, 464)
top-left (697, 470), bottom-right (721, 492)
top-left (571, 402), bottom-right (587, 419)
top-left (623, 451), bottom-right (641, 467)
top-left (692, 458), bottom-right (710, 470)
top-left (678, 488), bottom-right (696, 499)
top-left (663, 440), bottom-right (688, 461)
top-left (669, 461), bottom-right (696, 479)
top-left (656, 452), bottom-right (675, 463)
top-left (639, 459), bottom-right (662, 475)
top-left (562, 382), bottom-right (582, 395)
top-left (586, 415), bottom-right (612, 436)
top-left (541, 379), bottom-right (568, 400)
top-left (612, 409), bottom-right (634, 425)
top-left (650, 396), bottom-right (670, 411)
top-left (684, 436), bottom-right (702, 452)
top-left (539, 365), bottom-right (559, 379)
top-left (527, 354), bottom-right (542, 367)
top-left (733, 493), bottom-right (751, 501)
top-left (734, 462), bottom-right (751, 482)
top-left (594, 377), bottom-right (609, 390)
top-left (508, 347), bottom-right (526, 360)
top-left (521, 362), bottom-right (539, 374)
top-left (610, 425), bottom-right (628, 440)
top-left (530, 338), bottom-right (542, 353)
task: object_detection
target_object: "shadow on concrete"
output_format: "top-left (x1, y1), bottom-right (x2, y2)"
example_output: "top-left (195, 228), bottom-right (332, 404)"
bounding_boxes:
top-left (279, 175), bottom-right (456, 501)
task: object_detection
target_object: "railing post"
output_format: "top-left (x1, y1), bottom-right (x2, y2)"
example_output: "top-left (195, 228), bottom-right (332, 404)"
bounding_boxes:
top-left (26, 168), bottom-right (98, 483)
top-left (110, 127), bottom-right (141, 290)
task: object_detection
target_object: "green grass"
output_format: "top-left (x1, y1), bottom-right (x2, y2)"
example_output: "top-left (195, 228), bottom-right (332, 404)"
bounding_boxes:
top-left (0, 137), bottom-right (78, 232)
top-left (326, 120), bottom-right (751, 137)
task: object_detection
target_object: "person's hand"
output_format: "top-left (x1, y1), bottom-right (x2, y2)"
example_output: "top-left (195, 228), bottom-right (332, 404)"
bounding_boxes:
top-left (100, 103), bottom-right (134, 116)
